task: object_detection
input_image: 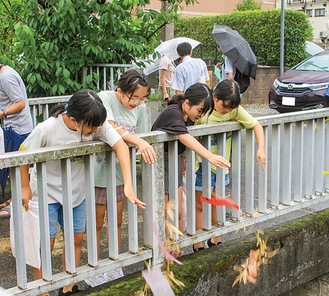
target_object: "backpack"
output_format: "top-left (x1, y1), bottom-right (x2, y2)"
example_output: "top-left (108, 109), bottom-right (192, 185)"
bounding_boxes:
top-left (234, 69), bottom-right (250, 94)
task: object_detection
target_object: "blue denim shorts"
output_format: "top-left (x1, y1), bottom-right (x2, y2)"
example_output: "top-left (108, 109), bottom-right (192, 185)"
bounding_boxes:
top-left (195, 165), bottom-right (230, 191)
top-left (48, 199), bottom-right (86, 238)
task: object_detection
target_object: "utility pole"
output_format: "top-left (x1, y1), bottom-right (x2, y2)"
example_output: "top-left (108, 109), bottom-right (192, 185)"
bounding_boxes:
top-left (160, 1), bottom-right (174, 42)
top-left (280, 0), bottom-right (285, 75)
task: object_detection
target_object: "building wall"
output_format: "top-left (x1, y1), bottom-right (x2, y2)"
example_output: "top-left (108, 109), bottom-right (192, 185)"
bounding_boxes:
top-left (276, 0), bottom-right (329, 43)
top-left (146, 0), bottom-right (275, 16)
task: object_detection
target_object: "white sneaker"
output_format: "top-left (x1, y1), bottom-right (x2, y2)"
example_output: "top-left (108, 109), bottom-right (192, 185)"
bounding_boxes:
top-left (103, 267), bottom-right (124, 281)
top-left (85, 273), bottom-right (109, 287)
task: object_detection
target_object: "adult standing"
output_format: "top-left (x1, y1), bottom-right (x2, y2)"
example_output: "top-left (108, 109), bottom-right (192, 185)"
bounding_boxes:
top-left (158, 54), bottom-right (176, 103)
top-left (0, 65), bottom-right (33, 140)
top-left (172, 42), bottom-right (210, 95)
top-left (217, 45), bottom-right (236, 81)
top-left (0, 64), bottom-right (33, 219)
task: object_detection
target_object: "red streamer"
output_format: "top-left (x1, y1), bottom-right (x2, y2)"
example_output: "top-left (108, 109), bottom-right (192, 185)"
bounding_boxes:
top-left (201, 196), bottom-right (239, 210)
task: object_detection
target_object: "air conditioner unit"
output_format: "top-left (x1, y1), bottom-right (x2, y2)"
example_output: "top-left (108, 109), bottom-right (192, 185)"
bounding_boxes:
top-left (320, 31), bottom-right (329, 43)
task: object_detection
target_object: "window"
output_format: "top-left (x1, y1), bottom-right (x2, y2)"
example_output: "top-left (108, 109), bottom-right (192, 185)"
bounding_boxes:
top-left (314, 8), bottom-right (325, 17)
top-left (306, 9), bottom-right (313, 17)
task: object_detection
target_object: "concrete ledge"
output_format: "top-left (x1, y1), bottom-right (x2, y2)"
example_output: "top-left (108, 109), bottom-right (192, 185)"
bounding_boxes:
top-left (80, 209), bottom-right (329, 296)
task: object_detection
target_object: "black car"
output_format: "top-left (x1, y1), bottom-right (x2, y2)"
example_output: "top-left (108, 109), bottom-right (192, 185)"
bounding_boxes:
top-left (269, 50), bottom-right (329, 113)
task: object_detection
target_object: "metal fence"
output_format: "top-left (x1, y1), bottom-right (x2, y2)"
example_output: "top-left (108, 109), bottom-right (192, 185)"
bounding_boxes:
top-left (2, 98), bottom-right (329, 294)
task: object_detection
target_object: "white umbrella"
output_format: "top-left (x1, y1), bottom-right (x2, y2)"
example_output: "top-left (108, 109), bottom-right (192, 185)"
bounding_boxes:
top-left (305, 41), bottom-right (324, 56)
top-left (143, 37), bottom-right (201, 75)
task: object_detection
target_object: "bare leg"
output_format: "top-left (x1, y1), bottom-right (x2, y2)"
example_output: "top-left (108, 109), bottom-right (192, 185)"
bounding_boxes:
top-left (193, 190), bottom-right (204, 250)
top-left (96, 204), bottom-right (106, 255)
top-left (61, 232), bottom-right (84, 293)
top-left (117, 200), bottom-right (125, 252)
top-left (178, 186), bottom-right (183, 232)
top-left (209, 189), bottom-right (221, 245)
top-left (33, 237), bottom-right (56, 296)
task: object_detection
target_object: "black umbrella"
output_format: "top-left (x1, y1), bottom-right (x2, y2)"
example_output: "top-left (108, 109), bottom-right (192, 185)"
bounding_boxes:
top-left (0, 126), bottom-right (26, 197)
top-left (212, 25), bottom-right (257, 79)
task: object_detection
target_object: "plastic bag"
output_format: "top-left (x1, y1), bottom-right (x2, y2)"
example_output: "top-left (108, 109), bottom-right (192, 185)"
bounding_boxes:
top-left (214, 65), bottom-right (222, 80)
top-left (10, 200), bottom-right (40, 269)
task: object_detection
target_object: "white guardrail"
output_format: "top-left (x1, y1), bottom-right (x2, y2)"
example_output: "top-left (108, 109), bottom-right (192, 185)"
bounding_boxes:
top-left (1, 79), bottom-right (329, 294)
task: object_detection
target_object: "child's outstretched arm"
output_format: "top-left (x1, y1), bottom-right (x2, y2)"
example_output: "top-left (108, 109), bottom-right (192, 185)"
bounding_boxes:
top-left (253, 123), bottom-right (266, 170)
top-left (178, 133), bottom-right (230, 169)
top-left (109, 121), bottom-right (156, 164)
top-left (20, 164), bottom-right (32, 211)
top-left (112, 139), bottom-right (146, 209)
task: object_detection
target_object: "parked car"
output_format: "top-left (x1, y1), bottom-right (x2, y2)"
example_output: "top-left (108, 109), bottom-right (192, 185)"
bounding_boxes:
top-left (269, 50), bottom-right (329, 113)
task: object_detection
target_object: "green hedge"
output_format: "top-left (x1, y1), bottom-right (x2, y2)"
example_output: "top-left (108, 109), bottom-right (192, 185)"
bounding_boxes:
top-left (174, 9), bottom-right (313, 67)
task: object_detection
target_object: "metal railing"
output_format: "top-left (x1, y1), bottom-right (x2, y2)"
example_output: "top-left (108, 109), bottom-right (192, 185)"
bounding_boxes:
top-left (1, 102), bottom-right (329, 295)
top-left (82, 63), bottom-right (134, 91)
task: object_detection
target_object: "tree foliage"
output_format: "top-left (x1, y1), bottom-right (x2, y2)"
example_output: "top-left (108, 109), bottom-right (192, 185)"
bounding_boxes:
top-left (236, 0), bottom-right (262, 11)
top-left (0, 0), bottom-right (195, 97)
top-left (175, 9), bottom-right (313, 67)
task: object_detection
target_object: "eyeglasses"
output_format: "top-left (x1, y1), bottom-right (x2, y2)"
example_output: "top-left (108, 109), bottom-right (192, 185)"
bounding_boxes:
top-left (124, 93), bottom-right (148, 105)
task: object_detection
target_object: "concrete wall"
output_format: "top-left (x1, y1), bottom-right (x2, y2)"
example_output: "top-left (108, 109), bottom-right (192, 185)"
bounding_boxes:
top-left (211, 65), bottom-right (283, 105)
top-left (85, 209), bottom-right (329, 296)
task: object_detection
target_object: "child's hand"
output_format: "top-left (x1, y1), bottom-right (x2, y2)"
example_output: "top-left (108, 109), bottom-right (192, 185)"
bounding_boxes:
top-left (21, 186), bottom-right (32, 211)
top-left (124, 186), bottom-right (146, 209)
top-left (137, 139), bottom-right (157, 164)
top-left (256, 149), bottom-right (266, 170)
top-left (209, 154), bottom-right (231, 169)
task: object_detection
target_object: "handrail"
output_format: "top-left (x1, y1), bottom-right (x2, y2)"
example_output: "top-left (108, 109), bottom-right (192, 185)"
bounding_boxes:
top-left (2, 104), bottom-right (329, 295)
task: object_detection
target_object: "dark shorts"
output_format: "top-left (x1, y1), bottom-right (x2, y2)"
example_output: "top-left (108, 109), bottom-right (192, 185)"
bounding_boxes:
top-left (95, 185), bottom-right (125, 205)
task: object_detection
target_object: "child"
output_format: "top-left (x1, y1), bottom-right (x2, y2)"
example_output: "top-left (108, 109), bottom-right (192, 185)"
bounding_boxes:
top-left (90, 69), bottom-right (156, 285)
top-left (19, 89), bottom-right (145, 296)
top-left (151, 82), bottom-right (230, 232)
top-left (194, 79), bottom-right (266, 251)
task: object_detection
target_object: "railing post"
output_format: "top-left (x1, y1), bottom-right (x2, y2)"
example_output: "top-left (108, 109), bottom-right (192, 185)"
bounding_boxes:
top-left (271, 124), bottom-right (281, 207)
top-left (282, 122), bottom-right (293, 205)
top-left (315, 118), bottom-right (325, 194)
top-left (143, 143), bottom-right (165, 266)
top-left (231, 130), bottom-right (241, 221)
top-left (258, 126), bottom-right (268, 213)
top-left (303, 119), bottom-right (315, 198)
top-left (245, 129), bottom-right (255, 215)
top-left (293, 121), bottom-right (304, 202)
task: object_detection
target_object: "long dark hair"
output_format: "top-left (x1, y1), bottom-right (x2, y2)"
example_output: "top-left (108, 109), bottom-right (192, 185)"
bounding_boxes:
top-left (169, 83), bottom-right (214, 116)
top-left (117, 69), bottom-right (151, 98)
top-left (50, 89), bottom-right (107, 128)
top-left (213, 79), bottom-right (240, 109)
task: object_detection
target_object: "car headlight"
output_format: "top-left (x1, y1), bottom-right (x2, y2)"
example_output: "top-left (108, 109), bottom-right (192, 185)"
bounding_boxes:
top-left (273, 79), bottom-right (281, 89)
top-left (309, 83), bottom-right (329, 91)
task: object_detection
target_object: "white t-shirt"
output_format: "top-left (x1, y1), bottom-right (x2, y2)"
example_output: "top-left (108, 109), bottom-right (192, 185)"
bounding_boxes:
top-left (21, 115), bottom-right (121, 206)
top-left (158, 55), bottom-right (175, 87)
top-left (222, 56), bottom-right (236, 80)
top-left (95, 90), bottom-right (147, 187)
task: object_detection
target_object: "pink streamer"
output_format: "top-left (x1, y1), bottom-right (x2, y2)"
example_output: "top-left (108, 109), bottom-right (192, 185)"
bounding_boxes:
top-left (153, 223), bottom-right (183, 265)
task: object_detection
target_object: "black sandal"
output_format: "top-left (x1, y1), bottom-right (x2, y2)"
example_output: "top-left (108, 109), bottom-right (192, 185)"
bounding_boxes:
top-left (192, 245), bottom-right (205, 253)
top-left (207, 238), bottom-right (222, 248)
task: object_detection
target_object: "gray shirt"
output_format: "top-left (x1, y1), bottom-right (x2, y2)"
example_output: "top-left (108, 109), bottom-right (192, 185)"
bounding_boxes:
top-left (0, 66), bottom-right (33, 134)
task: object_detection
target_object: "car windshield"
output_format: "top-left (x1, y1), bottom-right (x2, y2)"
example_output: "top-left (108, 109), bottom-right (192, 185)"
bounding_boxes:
top-left (294, 55), bottom-right (329, 72)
